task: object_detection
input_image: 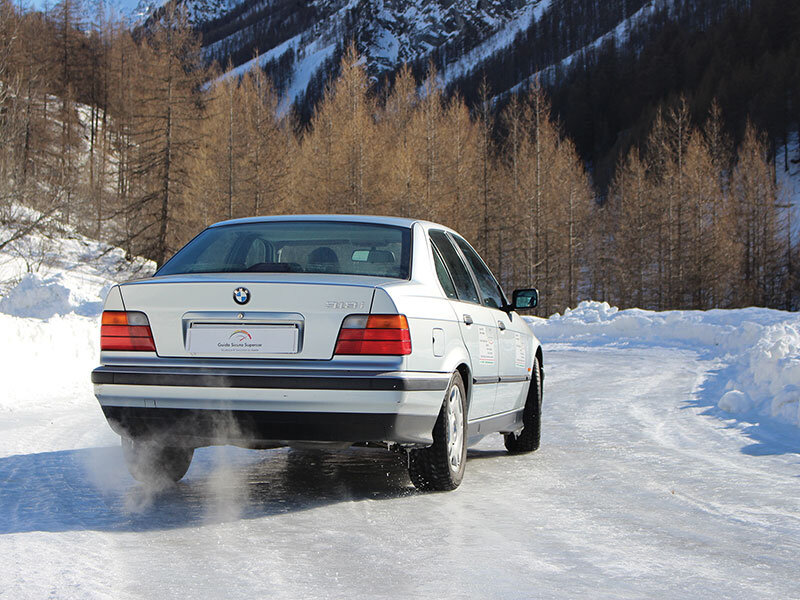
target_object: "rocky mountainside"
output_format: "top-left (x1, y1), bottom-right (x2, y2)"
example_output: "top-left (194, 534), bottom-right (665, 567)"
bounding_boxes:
top-left (200, 0), bottom-right (543, 74)
top-left (191, 0), bottom-right (655, 107)
top-left (148, 0), bottom-right (757, 124)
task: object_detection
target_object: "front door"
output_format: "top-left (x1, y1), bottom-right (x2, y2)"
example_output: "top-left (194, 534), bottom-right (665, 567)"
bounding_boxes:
top-left (449, 234), bottom-right (528, 415)
top-left (494, 311), bottom-right (532, 413)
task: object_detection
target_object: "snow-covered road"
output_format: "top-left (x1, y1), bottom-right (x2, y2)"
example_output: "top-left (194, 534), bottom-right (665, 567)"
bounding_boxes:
top-left (1, 342), bottom-right (798, 599)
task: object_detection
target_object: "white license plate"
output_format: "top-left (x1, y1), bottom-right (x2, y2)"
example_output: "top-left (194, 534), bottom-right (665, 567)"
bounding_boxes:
top-left (187, 324), bottom-right (298, 355)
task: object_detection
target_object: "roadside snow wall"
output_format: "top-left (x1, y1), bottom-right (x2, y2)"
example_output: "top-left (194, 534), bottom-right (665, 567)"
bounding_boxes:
top-left (0, 312), bottom-right (99, 411)
top-left (526, 301), bottom-right (800, 429)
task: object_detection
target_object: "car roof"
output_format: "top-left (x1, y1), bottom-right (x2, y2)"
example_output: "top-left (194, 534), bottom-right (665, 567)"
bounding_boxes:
top-left (209, 214), bottom-right (454, 232)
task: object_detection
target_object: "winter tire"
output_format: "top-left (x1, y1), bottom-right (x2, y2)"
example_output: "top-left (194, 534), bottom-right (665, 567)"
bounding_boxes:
top-left (408, 372), bottom-right (467, 491)
top-left (504, 356), bottom-right (542, 454)
top-left (121, 437), bottom-right (194, 485)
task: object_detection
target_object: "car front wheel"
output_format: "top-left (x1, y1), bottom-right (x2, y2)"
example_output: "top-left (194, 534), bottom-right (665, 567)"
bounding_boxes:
top-left (121, 437), bottom-right (194, 485)
top-left (408, 372), bottom-right (467, 491)
top-left (504, 355), bottom-right (542, 454)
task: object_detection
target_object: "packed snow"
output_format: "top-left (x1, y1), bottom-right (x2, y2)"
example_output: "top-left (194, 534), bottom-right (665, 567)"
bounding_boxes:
top-left (527, 301), bottom-right (800, 430)
top-left (1, 230), bottom-right (798, 599)
top-left (0, 213), bottom-right (152, 451)
top-left (0, 212), bottom-right (152, 319)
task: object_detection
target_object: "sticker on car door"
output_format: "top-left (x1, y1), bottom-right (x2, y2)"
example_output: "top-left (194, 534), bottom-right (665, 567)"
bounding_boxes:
top-left (515, 333), bottom-right (526, 368)
top-left (478, 326), bottom-right (496, 365)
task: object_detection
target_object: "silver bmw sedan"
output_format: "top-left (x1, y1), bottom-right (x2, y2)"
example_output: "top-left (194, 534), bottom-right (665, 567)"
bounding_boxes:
top-left (92, 215), bottom-right (543, 491)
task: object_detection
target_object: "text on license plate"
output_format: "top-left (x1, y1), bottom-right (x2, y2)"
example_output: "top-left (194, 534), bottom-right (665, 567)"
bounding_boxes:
top-left (187, 324), bottom-right (298, 355)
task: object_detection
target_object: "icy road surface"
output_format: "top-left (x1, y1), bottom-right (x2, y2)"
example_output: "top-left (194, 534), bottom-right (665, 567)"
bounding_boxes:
top-left (1, 344), bottom-right (798, 599)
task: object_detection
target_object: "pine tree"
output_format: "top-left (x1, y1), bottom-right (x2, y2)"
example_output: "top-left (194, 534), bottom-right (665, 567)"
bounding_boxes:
top-left (475, 76), bottom-right (494, 261)
top-left (377, 64), bottom-right (420, 218)
top-left (441, 93), bottom-right (478, 248)
top-left (296, 43), bottom-right (376, 215)
top-left (414, 67), bottom-right (445, 223)
top-left (50, 0), bottom-right (85, 224)
top-left (732, 122), bottom-right (784, 306)
top-left (239, 65), bottom-right (291, 216)
top-left (130, 5), bottom-right (207, 266)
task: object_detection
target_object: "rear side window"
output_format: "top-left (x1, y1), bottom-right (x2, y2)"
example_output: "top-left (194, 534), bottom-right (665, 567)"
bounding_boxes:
top-left (452, 235), bottom-right (505, 309)
top-left (432, 244), bottom-right (457, 299)
top-left (430, 230), bottom-right (480, 304)
top-left (157, 221), bottom-right (412, 279)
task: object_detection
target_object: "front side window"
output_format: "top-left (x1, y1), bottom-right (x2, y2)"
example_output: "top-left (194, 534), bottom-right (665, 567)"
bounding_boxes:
top-left (157, 221), bottom-right (411, 279)
top-left (429, 230), bottom-right (480, 304)
top-left (452, 235), bottom-right (506, 309)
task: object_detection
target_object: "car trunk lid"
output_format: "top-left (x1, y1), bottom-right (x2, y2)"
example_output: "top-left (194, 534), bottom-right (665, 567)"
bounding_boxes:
top-left (117, 274), bottom-right (388, 360)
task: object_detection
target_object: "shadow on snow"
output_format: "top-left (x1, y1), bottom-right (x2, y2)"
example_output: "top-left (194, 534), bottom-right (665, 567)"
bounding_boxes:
top-left (0, 444), bottom-right (506, 535)
top-left (683, 360), bottom-right (800, 458)
top-left (548, 340), bottom-right (800, 458)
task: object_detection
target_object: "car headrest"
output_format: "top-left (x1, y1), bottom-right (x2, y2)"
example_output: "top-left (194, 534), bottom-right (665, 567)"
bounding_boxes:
top-left (368, 250), bottom-right (395, 264)
top-left (308, 247), bottom-right (339, 265)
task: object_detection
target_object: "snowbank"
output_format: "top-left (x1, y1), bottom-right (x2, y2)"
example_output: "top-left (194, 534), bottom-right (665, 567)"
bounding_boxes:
top-left (526, 301), bottom-right (800, 429)
top-left (0, 208), bottom-right (154, 319)
top-left (0, 312), bottom-right (99, 411)
top-left (0, 211), bottom-right (155, 412)
top-left (0, 272), bottom-right (106, 319)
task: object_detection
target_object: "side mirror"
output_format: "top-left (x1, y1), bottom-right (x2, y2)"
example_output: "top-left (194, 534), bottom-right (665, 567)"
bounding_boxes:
top-left (511, 288), bottom-right (539, 310)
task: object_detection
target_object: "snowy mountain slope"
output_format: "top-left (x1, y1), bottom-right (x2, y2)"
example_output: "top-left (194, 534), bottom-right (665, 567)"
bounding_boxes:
top-left (199, 0), bottom-right (685, 112)
top-left (24, 0), bottom-right (159, 25)
top-left (204, 0), bottom-right (536, 102)
top-left (503, 0), bottom-right (668, 97)
top-left (24, 0), bottom-right (239, 28)
top-left (436, 0), bottom-right (552, 88)
top-left (202, 0), bottom-right (559, 104)
top-left (204, 0), bottom-right (544, 70)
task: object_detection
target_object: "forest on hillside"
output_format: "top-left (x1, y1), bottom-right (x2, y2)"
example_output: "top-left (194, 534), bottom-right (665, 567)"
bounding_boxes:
top-left (436, 0), bottom-right (800, 190)
top-left (0, 0), bottom-right (795, 314)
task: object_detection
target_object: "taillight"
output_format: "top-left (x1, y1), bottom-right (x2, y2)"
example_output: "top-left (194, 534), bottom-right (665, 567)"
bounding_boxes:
top-left (100, 311), bottom-right (156, 352)
top-left (334, 314), bottom-right (411, 355)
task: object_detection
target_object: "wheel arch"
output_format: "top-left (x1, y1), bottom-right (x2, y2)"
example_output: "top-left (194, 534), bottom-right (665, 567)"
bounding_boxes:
top-left (454, 362), bottom-right (472, 411)
top-left (535, 345), bottom-right (544, 394)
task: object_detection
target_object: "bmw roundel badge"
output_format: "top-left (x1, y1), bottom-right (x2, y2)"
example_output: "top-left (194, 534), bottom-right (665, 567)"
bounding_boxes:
top-left (233, 287), bottom-right (250, 305)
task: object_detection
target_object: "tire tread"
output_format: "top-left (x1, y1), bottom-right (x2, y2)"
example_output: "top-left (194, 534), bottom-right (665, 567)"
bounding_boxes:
top-left (408, 373), bottom-right (466, 491)
top-left (504, 357), bottom-right (542, 454)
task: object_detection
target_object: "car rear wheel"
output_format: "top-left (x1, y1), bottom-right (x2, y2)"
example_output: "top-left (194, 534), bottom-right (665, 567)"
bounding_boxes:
top-left (121, 437), bottom-right (194, 485)
top-left (408, 372), bottom-right (467, 491)
top-left (504, 356), bottom-right (542, 454)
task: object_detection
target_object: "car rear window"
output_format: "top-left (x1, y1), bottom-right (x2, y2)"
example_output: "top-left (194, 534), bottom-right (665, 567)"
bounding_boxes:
top-left (157, 221), bottom-right (412, 279)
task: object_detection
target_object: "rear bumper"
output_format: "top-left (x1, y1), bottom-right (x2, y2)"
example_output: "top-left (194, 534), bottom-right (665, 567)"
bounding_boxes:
top-left (92, 365), bottom-right (449, 445)
top-left (90, 366), bottom-right (445, 391)
top-left (101, 406), bottom-right (435, 446)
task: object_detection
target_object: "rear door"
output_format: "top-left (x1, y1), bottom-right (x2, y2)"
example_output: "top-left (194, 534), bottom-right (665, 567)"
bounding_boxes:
top-left (429, 230), bottom-right (498, 419)
top-left (450, 235), bottom-right (530, 415)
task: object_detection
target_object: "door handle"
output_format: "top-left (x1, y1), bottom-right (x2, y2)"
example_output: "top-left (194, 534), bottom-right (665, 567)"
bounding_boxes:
top-left (463, 314), bottom-right (473, 325)
top-left (498, 321), bottom-right (506, 331)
